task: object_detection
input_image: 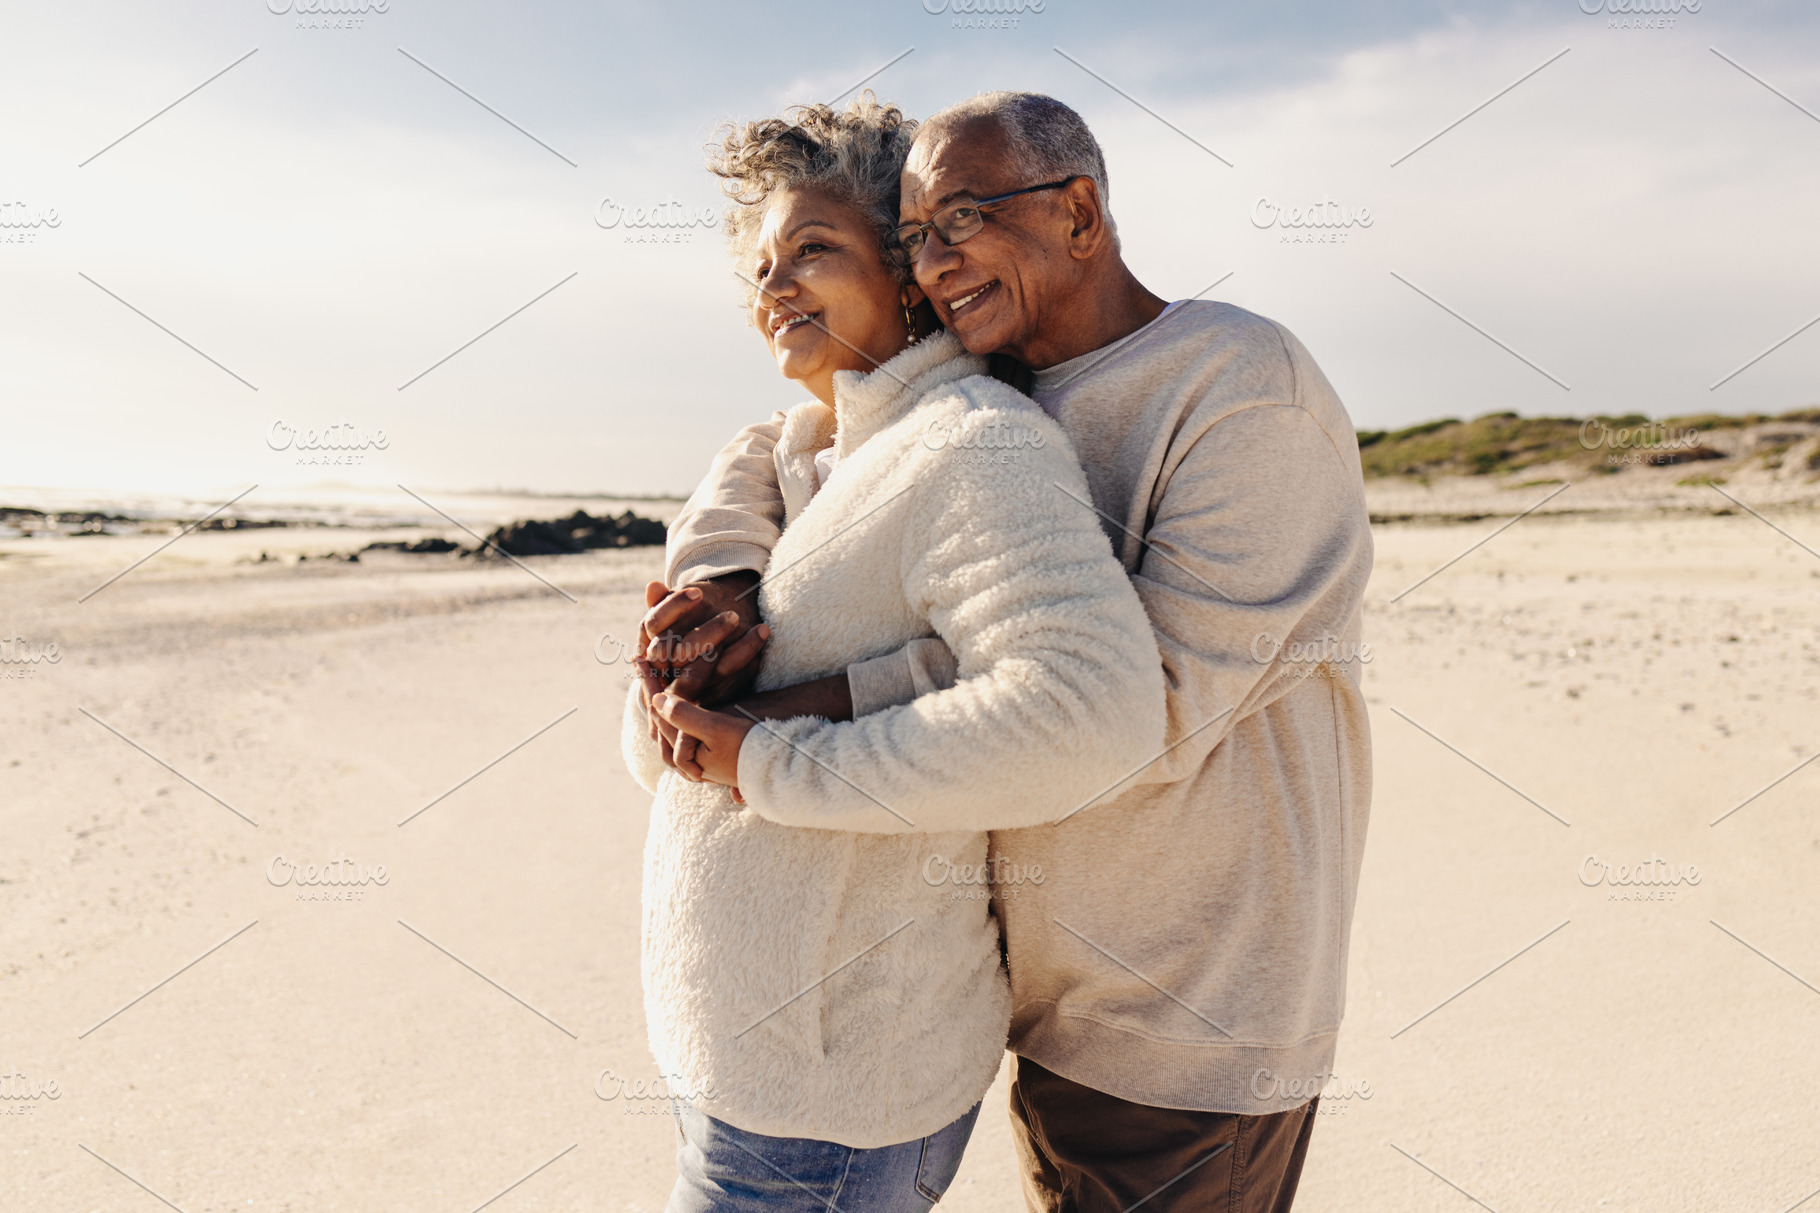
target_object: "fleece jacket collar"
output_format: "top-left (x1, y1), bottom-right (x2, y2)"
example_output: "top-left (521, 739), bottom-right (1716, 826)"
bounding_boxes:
top-left (827, 330), bottom-right (984, 461)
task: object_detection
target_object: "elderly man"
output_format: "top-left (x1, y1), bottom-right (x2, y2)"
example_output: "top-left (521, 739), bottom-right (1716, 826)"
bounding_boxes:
top-left (642, 91), bottom-right (1373, 1212)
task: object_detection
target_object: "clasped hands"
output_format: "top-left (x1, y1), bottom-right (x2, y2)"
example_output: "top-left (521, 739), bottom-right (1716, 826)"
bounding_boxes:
top-left (635, 570), bottom-right (854, 803)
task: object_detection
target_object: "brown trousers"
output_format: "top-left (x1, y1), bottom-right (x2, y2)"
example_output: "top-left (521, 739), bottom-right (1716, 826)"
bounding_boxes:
top-left (1008, 1056), bottom-right (1319, 1213)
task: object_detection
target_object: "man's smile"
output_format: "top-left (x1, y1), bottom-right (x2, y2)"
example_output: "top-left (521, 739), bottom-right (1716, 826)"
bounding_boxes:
top-left (945, 281), bottom-right (998, 316)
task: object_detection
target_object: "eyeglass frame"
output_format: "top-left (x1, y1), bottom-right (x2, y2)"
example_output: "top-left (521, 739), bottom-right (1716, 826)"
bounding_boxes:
top-left (883, 175), bottom-right (1083, 266)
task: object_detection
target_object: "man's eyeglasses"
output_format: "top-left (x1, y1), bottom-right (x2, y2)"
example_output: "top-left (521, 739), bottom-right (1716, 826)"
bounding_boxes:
top-left (883, 176), bottom-right (1080, 267)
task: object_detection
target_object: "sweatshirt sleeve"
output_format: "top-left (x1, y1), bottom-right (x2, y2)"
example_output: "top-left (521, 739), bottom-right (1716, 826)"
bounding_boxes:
top-left (842, 406), bottom-right (1368, 788)
top-left (1119, 332), bottom-right (1373, 790)
top-left (665, 412), bottom-right (790, 587)
top-left (845, 637), bottom-right (959, 716)
top-left (668, 409), bottom-right (963, 720)
top-left (734, 394), bottom-right (1168, 835)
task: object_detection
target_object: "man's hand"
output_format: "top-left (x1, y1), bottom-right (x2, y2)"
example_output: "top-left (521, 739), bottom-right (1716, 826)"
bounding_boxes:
top-left (639, 570), bottom-right (766, 706)
top-left (650, 693), bottom-right (756, 798)
top-left (637, 574), bottom-right (769, 779)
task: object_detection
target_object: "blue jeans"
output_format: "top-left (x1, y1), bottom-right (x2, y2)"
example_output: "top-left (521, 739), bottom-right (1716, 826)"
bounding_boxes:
top-left (665, 1100), bottom-right (982, 1213)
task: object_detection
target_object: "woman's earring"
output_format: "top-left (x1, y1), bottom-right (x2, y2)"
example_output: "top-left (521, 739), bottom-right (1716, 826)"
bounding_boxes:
top-left (903, 296), bottom-right (919, 343)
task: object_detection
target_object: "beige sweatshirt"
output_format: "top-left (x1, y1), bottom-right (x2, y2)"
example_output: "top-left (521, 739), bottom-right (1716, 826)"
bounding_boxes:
top-left (664, 301), bottom-right (1375, 1115)
top-left (623, 330), bottom-right (1166, 1146)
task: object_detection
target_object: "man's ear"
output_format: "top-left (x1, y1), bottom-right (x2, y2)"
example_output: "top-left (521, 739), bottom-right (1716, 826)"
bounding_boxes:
top-left (1063, 176), bottom-right (1109, 260)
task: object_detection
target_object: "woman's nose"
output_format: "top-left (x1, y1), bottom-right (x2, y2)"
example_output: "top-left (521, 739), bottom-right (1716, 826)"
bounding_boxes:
top-left (757, 264), bottom-right (798, 309)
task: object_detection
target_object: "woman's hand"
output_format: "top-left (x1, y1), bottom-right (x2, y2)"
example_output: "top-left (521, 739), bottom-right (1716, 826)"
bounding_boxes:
top-left (650, 693), bottom-right (757, 800)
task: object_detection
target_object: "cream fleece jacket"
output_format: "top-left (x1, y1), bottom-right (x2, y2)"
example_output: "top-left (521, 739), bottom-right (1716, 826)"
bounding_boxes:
top-left (664, 301), bottom-right (1375, 1115)
top-left (621, 330), bottom-right (1166, 1147)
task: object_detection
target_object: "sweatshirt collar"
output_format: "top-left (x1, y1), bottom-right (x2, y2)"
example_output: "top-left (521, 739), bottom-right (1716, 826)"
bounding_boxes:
top-left (1032, 299), bottom-right (1191, 397)
top-left (830, 329), bottom-right (983, 460)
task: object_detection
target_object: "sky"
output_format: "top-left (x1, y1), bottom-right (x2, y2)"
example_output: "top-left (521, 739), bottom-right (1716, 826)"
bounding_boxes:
top-left (2, 0), bottom-right (1818, 500)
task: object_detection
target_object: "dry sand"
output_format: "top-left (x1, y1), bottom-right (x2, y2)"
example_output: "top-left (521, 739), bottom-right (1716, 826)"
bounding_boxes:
top-left (2, 495), bottom-right (1817, 1212)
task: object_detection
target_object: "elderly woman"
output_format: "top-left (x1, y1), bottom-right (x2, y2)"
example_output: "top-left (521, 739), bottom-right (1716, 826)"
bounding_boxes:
top-left (621, 95), bottom-right (1164, 1212)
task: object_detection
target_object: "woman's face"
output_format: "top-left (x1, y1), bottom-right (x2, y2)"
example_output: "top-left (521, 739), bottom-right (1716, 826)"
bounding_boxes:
top-left (748, 186), bottom-right (922, 406)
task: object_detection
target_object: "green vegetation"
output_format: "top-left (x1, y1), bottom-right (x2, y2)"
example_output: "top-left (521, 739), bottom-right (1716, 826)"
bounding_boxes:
top-left (1357, 412), bottom-right (1588, 478)
top-left (1355, 407), bottom-right (1817, 479)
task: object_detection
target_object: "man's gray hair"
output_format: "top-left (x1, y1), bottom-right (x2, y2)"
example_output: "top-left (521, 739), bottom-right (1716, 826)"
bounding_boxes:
top-left (928, 91), bottom-right (1118, 251)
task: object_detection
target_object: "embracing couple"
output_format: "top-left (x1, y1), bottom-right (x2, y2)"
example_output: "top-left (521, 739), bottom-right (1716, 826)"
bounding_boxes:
top-left (621, 89), bottom-right (1373, 1213)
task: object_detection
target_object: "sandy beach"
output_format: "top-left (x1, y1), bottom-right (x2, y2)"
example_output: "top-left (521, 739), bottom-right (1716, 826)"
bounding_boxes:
top-left (3, 489), bottom-right (1817, 1212)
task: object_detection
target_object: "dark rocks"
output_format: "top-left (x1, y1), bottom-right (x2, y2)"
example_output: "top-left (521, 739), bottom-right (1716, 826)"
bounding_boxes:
top-left (361, 537), bottom-right (462, 554)
top-left (195, 517), bottom-right (287, 530)
top-left (478, 509), bottom-right (666, 557)
top-left (0, 507), bottom-right (143, 536)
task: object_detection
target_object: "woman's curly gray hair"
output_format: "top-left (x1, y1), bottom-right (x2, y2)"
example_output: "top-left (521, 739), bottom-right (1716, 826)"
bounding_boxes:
top-left (706, 92), bottom-right (918, 310)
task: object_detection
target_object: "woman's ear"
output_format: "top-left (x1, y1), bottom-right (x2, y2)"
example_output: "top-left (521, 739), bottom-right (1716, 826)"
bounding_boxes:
top-left (903, 282), bottom-right (928, 309)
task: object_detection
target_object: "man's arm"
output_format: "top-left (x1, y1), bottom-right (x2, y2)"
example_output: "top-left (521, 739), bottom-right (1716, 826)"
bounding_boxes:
top-left (704, 407), bottom-right (1369, 788)
top-left (742, 331), bottom-right (1372, 792)
top-left (647, 411), bottom-right (941, 729)
top-left (633, 414), bottom-right (836, 779)
top-left (654, 400), bottom-right (1368, 807)
top-left (719, 399), bottom-right (1169, 835)
top-left (638, 410), bottom-right (790, 714)
top-left (665, 413), bottom-right (788, 588)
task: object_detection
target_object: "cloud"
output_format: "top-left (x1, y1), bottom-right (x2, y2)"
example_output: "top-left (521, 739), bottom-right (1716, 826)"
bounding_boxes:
top-left (2, 1), bottom-right (1816, 497)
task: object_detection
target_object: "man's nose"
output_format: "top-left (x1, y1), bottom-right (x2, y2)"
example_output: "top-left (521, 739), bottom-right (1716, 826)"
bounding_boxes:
top-left (911, 229), bottom-right (961, 287)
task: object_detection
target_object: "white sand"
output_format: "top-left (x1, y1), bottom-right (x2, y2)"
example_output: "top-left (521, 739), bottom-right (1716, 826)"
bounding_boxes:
top-left (3, 502), bottom-right (1817, 1211)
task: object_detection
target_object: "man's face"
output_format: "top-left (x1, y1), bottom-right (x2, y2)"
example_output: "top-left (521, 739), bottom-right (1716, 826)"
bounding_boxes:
top-left (898, 116), bottom-right (1069, 358)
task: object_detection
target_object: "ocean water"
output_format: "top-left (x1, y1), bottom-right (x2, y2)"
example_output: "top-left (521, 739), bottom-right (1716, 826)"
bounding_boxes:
top-left (0, 485), bottom-right (686, 538)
